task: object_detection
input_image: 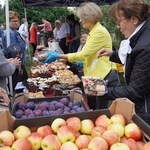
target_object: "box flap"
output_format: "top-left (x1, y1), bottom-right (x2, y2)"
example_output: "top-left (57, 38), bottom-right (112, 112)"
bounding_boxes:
top-left (14, 93), bottom-right (29, 104)
top-left (69, 88), bottom-right (83, 102)
top-left (109, 98), bottom-right (135, 124)
top-left (0, 110), bottom-right (15, 131)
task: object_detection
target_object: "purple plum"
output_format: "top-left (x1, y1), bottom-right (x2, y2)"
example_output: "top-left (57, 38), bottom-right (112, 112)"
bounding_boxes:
top-left (48, 104), bottom-right (56, 111)
top-left (72, 100), bottom-right (80, 106)
top-left (55, 102), bottom-right (64, 109)
top-left (68, 102), bottom-right (73, 109)
top-left (76, 107), bottom-right (85, 112)
top-left (33, 109), bottom-right (42, 116)
top-left (25, 101), bottom-right (35, 110)
top-left (60, 98), bottom-right (70, 106)
top-left (17, 102), bottom-right (26, 110)
top-left (15, 109), bottom-right (24, 118)
top-left (24, 109), bottom-right (33, 117)
top-left (42, 110), bottom-right (50, 116)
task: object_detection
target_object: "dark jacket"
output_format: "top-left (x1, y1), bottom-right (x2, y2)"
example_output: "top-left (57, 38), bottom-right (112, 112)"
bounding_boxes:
top-left (105, 20), bottom-right (150, 125)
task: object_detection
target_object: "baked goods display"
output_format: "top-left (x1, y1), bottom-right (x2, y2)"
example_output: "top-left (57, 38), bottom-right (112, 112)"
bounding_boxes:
top-left (47, 61), bottom-right (67, 71)
top-left (82, 76), bottom-right (107, 96)
top-left (36, 45), bottom-right (45, 50)
top-left (27, 91), bottom-right (45, 98)
top-left (54, 70), bottom-right (81, 85)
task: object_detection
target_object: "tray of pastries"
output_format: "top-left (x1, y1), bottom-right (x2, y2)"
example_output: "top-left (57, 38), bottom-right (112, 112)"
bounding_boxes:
top-left (47, 61), bottom-right (67, 71)
top-left (82, 76), bottom-right (108, 96)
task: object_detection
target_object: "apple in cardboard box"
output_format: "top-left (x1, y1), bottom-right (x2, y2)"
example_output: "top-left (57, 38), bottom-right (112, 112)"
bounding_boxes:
top-left (110, 143), bottom-right (130, 150)
top-left (137, 141), bottom-right (145, 150)
top-left (75, 134), bottom-right (91, 149)
top-left (0, 130), bottom-right (15, 146)
top-left (125, 123), bottom-right (143, 141)
top-left (142, 142), bottom-right (150, 150)
top-left (101, 130), bottom-right (120, 147)
top-left (91, 125), bottom-right (106, 137)
top-left (0, 146), bottom-right (12, 150)
top-left (37, 125), bottom-right (53, 138)
top-left (13, 125), bottom-right (31, 139)
top-left (57, 125), bottom-right (76, 144)
top-left (110, 114), bottom-right (126, 126)
top-left (60, 141), bottom-right (78, 150)
top-left (66, 116), bottom-right (81, 132)
top-left (88, 137), bottom-right (108, 150)
top-left (11, 138), bottom-right (32, 150)
top-left (80, 119), bottom-right (94, 135)
top-left (107, 123), bottom-right (125, 137)
top-left (41, 134), bottom-right (61, 150)
top-left (51, 118), bottom-right (66, 133)
top-left (95, 114), bottom-right (111, 128)
top-left (122, 138), bottom-right (140, 150)
top-left (27, 132), bottom-right (43, 150)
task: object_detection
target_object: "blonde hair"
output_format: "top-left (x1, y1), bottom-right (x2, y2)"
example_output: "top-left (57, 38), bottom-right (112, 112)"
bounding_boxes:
top-left (76, 2), bottom-right (103, 23)
top-left (9, 11), bottom-right (20, 21)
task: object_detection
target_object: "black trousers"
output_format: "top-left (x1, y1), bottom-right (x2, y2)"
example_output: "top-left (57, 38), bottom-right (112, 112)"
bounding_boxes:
top-left (87, 70), bottom-right (120, 110)
top-left (59, 37), bottom-right (69, 54)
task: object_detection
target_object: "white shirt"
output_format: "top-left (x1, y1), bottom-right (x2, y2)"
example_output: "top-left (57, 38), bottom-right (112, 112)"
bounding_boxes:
top-left (53, 27), bottom-right (60, 40)
top-left (18, 23), bottom-right (28, 38)
top-left (58, 22), bottom-right (70, 39)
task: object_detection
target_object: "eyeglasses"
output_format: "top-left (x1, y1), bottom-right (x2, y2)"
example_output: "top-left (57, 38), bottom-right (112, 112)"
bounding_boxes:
top-left (116, 18), bottom-right (126, 25)
top-left (10, 20), bottom-right (20, 23)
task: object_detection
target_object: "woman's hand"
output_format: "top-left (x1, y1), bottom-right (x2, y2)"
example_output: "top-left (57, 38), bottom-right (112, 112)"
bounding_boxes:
top-left (10, 57), bottom-right (21, 67)
top-left (97, 48), bottom-right (113, 58)
top-left (0, 87), bottom-right (10, 104)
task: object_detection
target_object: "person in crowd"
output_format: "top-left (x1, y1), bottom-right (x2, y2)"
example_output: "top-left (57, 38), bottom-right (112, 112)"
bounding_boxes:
top-left (29, 22), bottom-right (38, 55)
top-left (2, 11), bottom-right (28, 90)
top-left (0, 46), bottom-right (21, 93)
top-left (0, 23), bottom-right (4, 49)
top-left (53, 20), bottom-right (61, 42)
top-left (0, 87), bottom-right (10, 104)
top-left (66, 14), bottom-right (81, 53)
top-left (38, 18), bottom-right (53, 47)
top-left (18, 18), bottom-right (29, 50)
top-left (97, 0), bottom-right (150, 125)
top-left (44, 2), bottom-right (120, 110)
top-left (58, 16), bottom-right (70, 54)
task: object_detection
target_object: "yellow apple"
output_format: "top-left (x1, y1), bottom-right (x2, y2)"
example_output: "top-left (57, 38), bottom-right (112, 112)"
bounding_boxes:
top-left (37, 125), bottom-right (53, 138)
top-left (51, 118), bottom-right (66, 133)
top-left (88, 137), bottom-right (108, 150)
top-left (66, 116), bottom-right (81, 132)
top-left (13, 125), bottom-right (31, 139)
top-left (27, 132), bottom-right (43, 150)
top-left (11, 138), bottom-right (32, 150)
top-left (57, 125), bottom-right (76, 144)
top-left (0, 146), bottom-right (12, 150)
top-left (80, 119), bottom-right (94, 135)
top-left (125, 123), bottom-right (143, 141)
top-left (107, 123), bottom-right (125, 137)
top-left (75, 134), bottom-right (91, 149)
top-left (110, 143), bottom-right (130, 150)
top-left (41, 134), bottom-right (61, 150)
top-left (0, 130), bottom-right (15, 146)
top-left (91, 125), bottom-right (106, 137)
top-left (102, 130), bottom-right (120, 146)
top-left (95, 114), bottom-right (111, 128)
top-left (110, 114), bottom-right (126, 126)
top-left (60, 141), bottom-right (78, 150)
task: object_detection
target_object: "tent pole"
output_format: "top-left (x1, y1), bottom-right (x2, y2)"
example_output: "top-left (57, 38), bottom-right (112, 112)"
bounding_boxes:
top-left (5, 0), bottom-right (14, 106)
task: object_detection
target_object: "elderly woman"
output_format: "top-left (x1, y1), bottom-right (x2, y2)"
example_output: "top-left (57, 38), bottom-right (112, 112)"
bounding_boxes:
top-left (97, 0), bottom-right (150, 125)
top-left (44, 2), bottom-right (120, 110)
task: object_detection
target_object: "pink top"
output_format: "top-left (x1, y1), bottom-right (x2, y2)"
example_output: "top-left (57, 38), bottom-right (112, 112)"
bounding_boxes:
top-left (44, 21), bottom-right (52, 33)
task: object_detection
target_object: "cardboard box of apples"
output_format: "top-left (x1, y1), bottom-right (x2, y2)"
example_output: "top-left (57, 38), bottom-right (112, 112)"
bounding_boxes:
top-left (0, 98), bottom-right (150, 150)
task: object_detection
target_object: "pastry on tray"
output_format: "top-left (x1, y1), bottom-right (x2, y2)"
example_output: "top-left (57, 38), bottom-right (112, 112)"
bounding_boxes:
top-left (47, 61), bottom-right (67, 71)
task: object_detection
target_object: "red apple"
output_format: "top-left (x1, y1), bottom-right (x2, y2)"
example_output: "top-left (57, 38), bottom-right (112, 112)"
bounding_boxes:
top-left (0, 146), bottom-right (12, 150)
top-left (95, 114), bottom-right (111, 128)
top-left (60, 141), bottom-right (78, 150)
top-left (66, 117), bottom-right (81, 132)
top-left (107, 123), bottom-right (125, 137)
top-left (41, 134), bottom-right (61, 150)
top-left (27, 132), bottom-right (43, 150)
top-left (137, 141), bottom-right (145, 150)
top-left (110, 143), bottom-right (130, 150)
top-left (88, 137), bottom-right (108, 150)
top-left (75, 134), bottom-right (91, 149)
top-left (122, 138), bottom-right (140, 150)
top-left (91, 125), bottom-right (106, 137)
top-left (57, 125), bottom-right (76, 144)
top-left (102, 130), bottom-right (120, 146)
top-left (75, 131), bottom-right (81, 138)
top-left (37, 125), bottom-right (53, 138)
top-left (80, 119), bottom-right (94, 134)
top-left (125, 123), bottom-right (143, 141)
top-left (120, 135), bottom-right (128, 143)
top-left (13, 125), bottom-right (31, 139)
top-left (51, 118), bottom-right (66, 133)
top-left (11, 138), bottom-right (32, 150)
top-left (110, 114), bottom-right (126, 126)
top-left (0, 130), bottom-right (15, 146)
top-left (142, 141), bottom-right (150, 150)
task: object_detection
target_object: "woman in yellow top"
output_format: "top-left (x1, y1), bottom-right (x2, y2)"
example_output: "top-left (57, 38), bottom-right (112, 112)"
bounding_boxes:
top-left (45, 2), bottom-right (120, 109)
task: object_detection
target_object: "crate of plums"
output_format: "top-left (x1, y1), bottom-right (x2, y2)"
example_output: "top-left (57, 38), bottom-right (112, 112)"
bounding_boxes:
top-left (11, 91), bottom-right (89, 121)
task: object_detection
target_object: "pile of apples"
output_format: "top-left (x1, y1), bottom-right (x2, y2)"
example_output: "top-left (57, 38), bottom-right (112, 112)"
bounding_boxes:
top-left (0, 114), bottom-right (150, 150)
